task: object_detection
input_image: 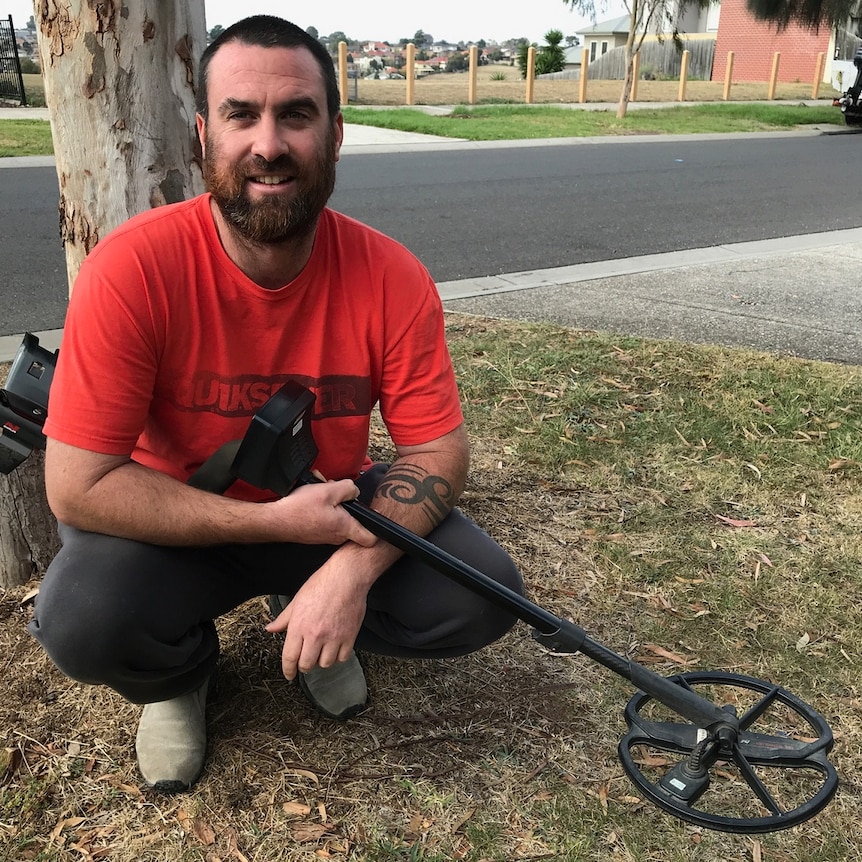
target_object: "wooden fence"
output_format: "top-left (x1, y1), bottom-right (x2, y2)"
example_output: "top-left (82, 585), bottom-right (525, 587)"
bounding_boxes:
top-left (540, 39), bottom-right (716, 82)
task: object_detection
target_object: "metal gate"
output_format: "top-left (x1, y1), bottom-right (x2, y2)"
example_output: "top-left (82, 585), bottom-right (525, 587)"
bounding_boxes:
top-left (0, 16), bottom-right (27, 105)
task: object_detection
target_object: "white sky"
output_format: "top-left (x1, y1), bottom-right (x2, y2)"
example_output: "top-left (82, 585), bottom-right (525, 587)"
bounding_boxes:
top-left (4, 1), bottom-right (626, 46)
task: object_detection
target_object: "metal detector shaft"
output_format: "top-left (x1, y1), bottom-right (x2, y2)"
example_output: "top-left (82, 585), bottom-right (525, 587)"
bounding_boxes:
top-left (339, 496), bottom-right (730, 731)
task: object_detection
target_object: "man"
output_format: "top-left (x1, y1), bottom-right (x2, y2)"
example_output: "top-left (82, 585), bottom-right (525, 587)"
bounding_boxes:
top-left (29, 16), bottom-right (523, 794)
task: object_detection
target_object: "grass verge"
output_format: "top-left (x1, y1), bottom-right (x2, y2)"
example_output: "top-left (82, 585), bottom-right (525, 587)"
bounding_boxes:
top-left (0, 120), bottom-right (53, 158)
top-left (341, 103), bottom-right (842, 140)
top-left (0, 102), bottom-right (846, 158)
top-left (1, 315), bottom-right (861, 861)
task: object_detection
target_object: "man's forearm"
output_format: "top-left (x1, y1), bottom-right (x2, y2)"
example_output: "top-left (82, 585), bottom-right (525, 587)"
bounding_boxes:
top-left (324, 429), bottom-right (470, 588)
top-left (46, 451), bottom-right (373, 549)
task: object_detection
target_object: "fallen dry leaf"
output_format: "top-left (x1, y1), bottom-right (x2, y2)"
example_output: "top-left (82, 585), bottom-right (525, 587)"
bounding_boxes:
top-left (177, 809), bottom-right (216, 846)
top-left (291, 822), bottom-right (330, 842)
top-left (715, 514), bottom-right (759, 528)
top-left (641, 643), bottom-right (694, 666)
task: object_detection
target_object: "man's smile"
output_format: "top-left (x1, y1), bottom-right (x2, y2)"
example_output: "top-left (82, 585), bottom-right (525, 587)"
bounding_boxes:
top-left (250, 175), bottom-right (292, 186)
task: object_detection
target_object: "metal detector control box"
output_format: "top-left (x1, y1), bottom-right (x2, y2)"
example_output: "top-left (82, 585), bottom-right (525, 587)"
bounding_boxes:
top-left (0, 333), bottom-right (58, 474)
top-left (230, 381), bottom-right (319, 496)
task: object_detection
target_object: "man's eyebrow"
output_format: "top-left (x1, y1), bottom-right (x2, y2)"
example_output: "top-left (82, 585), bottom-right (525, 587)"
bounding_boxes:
top-left (217, 96), bottom-right (321, 115)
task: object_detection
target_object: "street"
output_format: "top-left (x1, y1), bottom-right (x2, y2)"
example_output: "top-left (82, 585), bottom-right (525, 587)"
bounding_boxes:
top-left (2, 132), bottom-right (861, 337)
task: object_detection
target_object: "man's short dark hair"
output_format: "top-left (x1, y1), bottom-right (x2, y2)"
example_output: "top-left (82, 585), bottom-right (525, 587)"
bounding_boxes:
top-left (196, 16), bottom-right (340, 120)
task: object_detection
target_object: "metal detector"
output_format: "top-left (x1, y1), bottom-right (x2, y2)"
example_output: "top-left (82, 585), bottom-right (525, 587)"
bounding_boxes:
top-left (224, 381), bottom-right (838, 835)
top-left (1, 344), bottom-right (839, 834)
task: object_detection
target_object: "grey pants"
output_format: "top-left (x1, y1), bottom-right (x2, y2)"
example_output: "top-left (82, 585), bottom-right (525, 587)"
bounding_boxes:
top-left (29, 466), bottom-right (523, 704)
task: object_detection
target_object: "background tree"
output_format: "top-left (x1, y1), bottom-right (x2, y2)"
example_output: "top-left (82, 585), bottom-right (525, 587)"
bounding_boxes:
top-left (536, 29), bottom-right (567, 74)
top-left (325, 31), bottom-right (350, 54)
top-left (0, 1), bottom-right (206, 588)
top-left (208, 24), bottom-right (224, 44)
top-left (564, 0), bottom-right (709, 119)
top-left (446, 51), bottom-right (470, 72)
top-left (517, 41), bottom-right (535, 78)
top-left (305, 25), bottom-right (319, 40)
top-left (745, 0), bottom-right (857, 26)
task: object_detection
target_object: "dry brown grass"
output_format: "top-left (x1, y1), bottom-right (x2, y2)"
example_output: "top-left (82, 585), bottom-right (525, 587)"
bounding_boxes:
top-left (352, 66), bottom-right (836, 107)
top-left (2, 316), bottom-right (860, 861)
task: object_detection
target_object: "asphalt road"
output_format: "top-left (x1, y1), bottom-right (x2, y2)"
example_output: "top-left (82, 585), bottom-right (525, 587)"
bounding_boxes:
top-left (3, 132), bottom-right (862, 337)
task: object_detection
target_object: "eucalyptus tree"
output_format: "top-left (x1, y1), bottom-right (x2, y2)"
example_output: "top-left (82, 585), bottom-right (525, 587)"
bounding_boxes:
top-left (564, 0), bottom-right (710, 117)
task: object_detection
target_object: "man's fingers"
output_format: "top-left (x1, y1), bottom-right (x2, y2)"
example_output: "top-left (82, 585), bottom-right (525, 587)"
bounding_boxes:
top-left (349, 522), bottom-right (378, 548)
top-left (265, 606), bottom-right (290, 633)
top-left (281, 635), bottom-right (302, 680)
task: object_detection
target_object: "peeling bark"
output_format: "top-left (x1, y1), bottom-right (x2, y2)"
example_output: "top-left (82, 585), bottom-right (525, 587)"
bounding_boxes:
top-left (37, 0), bottom-right (206, 291)
top-left (0, 453), bottom-right (59, 588)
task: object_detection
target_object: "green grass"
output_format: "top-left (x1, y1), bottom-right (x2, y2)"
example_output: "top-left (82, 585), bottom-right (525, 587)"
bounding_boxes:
top-left (0, 120), bottom-right (53, 157)
top-left (341, 102), bottom-right (842, 140)
top-left (0, 102), bottom-right (844, 158)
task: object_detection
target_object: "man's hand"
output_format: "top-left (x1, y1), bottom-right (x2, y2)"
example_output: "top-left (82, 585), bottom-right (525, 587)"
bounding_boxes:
top-left (265, 553), bottom-right (369, 679)
top-left (267, 480), bottom-right (377, 547)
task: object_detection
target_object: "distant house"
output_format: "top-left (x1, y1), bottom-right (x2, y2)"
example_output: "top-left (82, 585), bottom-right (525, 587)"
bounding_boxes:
top-left (575, 15), bottom-right (630, 64)
top-left (431, 41), bottom-right (458, 55)
top-left (562, 46), bottom-right (583, 71)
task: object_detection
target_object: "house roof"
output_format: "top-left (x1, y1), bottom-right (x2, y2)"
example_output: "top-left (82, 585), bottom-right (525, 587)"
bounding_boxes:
top-left (576, 14), bottom-right (631, 36)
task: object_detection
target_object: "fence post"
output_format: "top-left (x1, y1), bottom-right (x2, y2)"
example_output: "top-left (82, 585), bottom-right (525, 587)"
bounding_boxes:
top-left (631, 51), bottom-right (640, 102)
top-left (525, 46), bottom-right (536, 103)
top-left (468, 45), bottom-right (478, 105)
top-left (406, 43), bottom-right (415, 105)
top-left (677, 49), bottom-right (690, 101)
top-left (723, 51), bottom-right (734, 101)
top-left (811, 52), bottom-right (825, 99)
top-left (338, 41), bottom-right (349, 106)
top-left (768, 52), bottom-right (780, 99)
top-left (579, 47), bottom-right (589, 103)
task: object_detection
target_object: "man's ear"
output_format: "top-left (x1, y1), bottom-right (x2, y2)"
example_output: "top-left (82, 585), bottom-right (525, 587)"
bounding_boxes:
top-left (195, 114), bottom-right (206, 158)
top-left (333, 112), bottom-right (344, 162)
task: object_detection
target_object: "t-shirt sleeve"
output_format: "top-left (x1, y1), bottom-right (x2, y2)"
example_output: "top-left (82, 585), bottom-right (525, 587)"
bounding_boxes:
top-left (43, 250), bottom-right (159, 456)
top-left (376, 257), bottom-right (463, 447)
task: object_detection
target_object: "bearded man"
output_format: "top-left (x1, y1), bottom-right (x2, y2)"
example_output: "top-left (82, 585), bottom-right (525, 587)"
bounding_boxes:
top-left (28, 15), bottom-right (522, 793)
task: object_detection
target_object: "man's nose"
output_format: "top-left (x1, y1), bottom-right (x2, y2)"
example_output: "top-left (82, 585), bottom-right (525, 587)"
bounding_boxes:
top-left (251, 117), bottom-right (287, 163)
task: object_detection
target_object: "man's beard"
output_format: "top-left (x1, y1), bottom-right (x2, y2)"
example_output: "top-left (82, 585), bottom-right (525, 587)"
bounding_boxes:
top-left (203, 130), bottom-right (337, 245)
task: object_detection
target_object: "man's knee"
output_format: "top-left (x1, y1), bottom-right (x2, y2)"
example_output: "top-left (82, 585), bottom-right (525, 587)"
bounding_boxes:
top-left (29, 577), bottom-right (133, 685)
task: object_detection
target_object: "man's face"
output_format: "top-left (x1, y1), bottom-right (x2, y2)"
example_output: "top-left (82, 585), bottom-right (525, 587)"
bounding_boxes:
top-left (197, 43), bottom-right (343, 245)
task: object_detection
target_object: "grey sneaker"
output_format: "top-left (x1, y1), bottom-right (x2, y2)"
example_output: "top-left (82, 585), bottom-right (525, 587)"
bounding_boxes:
top-left (269, 594), bottom-right (368, 720)
top-left (135, 675), bottom-right (210, 793)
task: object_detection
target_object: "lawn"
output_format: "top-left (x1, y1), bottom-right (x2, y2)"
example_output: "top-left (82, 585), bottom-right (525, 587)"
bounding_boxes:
top-left (2, 316), bottom-right (860, 861)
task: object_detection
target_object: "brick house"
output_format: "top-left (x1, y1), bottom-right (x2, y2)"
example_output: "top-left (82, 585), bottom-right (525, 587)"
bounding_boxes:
top-left (711, 0), bottom-right (832, 83)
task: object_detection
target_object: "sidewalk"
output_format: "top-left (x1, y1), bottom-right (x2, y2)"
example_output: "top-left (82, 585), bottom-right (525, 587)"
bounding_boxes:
top-left (2, 105), bottom-right (859, 366)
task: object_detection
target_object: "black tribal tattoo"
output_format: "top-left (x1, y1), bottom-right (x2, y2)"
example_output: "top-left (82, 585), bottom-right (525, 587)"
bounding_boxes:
top-left (376, 464), bottom-right (455, 530)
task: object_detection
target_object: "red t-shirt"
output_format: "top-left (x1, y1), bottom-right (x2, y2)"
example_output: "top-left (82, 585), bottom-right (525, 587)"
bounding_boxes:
top-left (44, 196), bottom-right (463, 501)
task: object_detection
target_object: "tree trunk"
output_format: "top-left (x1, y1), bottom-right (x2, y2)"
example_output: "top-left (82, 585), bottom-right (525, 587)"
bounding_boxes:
top-left (0, 452), bottom-right (59, 588)
top-left (37, 0), bottom-right (206, 289)
top-left (617, 5), bottom-right (639, 120)
top-left (617, 47), bottom-right (635, 119)
top-left (0, 1), bottom-right (206, 589)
